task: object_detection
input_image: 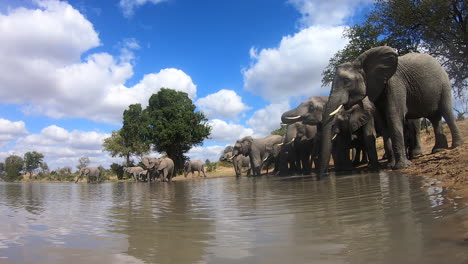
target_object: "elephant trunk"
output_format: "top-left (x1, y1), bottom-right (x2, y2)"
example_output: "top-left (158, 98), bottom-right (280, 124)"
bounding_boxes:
top-left (318, 96), bottom-right (343, 179)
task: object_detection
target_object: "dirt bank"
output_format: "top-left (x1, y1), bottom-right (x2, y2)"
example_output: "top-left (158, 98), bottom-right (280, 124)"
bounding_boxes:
top-left (398, 119), bottom-right (468, 203)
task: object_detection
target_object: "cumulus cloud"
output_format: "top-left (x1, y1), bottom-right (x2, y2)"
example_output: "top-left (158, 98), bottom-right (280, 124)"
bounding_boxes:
top-left (208, 119), bottom-right (254, 144)
top-left (119, 0), bottom-right (167, 18)
top-left (243, 26), bottom-right (347, 102)
top-left (196, 90), bottom-right (250, 120)
top-left (287, 0), bottom-right (374, 27)
top-left (0, 125), bottom-right (118, 169)
top-left (0, 119), bottom-right (28, 145)
top-left (0, 1), bottom-right (197, 125)
top-left (246, 101), bottom-right (291, 137)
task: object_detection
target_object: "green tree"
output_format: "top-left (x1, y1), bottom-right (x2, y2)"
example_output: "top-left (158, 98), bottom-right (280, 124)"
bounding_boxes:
top-left (271, 125), bottom-right (287, 136)
top-left (110, 163), bottom-right (125, 180)
top-left (102, 130), bottom-right (132, 164)
top-left (77, 156), bottom-right (90, 170)
top-left (145, 88), bottom-right (211, 171)
top-left (4, 155), bottom-right (24, 181)
top-left (102, 104), bottom-right (150, 166)
top-left (23, 151), bottom-right (44, 179)
top-left (322, 0), bottom-right (467, 97)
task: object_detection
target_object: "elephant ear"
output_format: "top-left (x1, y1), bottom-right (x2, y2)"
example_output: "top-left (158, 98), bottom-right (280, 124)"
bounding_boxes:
top-left (349, 107), bottom-right (372, 133)
top-left (241, 136), bottom-right (253, 155)
top-left (142, 157), bottom-right (150, 168)
top-left (354, 46), bottom-right (398, 102)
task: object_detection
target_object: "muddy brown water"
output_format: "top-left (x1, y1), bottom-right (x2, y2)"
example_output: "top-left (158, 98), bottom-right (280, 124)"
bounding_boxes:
top-left (0, 172), bottom-right (466, 264)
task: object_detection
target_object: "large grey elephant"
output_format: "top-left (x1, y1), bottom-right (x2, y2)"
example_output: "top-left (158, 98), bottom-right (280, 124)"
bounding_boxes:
top-left (184, 160), bottom-right (206, 178)
top-left (232, 135), bottom-right (283, 176)
top-left (75, 167), bottom-right (101, 183)
top-left (319, 46), bottom-right (463, 177)
top-left (278, 122), bottom-right (319, 175)
top-left (123, 166), bottom-right (145, 182)
top-left (152, 157), bottom-right (175, 182)
top-left (142, 157), bottom-right (159, 182)
top-left (329, 97), bottom-right (379, 171)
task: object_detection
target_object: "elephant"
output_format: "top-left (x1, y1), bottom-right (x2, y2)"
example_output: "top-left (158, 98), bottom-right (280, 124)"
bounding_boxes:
top-left (184, 160), bottom-right (206, 178)
top-left (75, 167), bottom-right (101, 183)
top-left (329, 97), bottom-right (379, 171)
top-left (278, 122), bottom-right (319, 175)
top-left (142, 157), bottom-right (160, 182)
top-left (220, 151), bottom-right (251, 177)
top-left (138, 170), bottom-right (148, 181)
top-left (123, 166), bottom-right (145, 182)
top-left (232, 154), bottom-right (251, 177)
top-left (152, 157), bottom-right (175, 182)
top-left (319, 46), bottom-right (463, 177)
top-left (232, 135), bottom-right (283, 176)
top-left (281, 95), bottom-right (328, 126)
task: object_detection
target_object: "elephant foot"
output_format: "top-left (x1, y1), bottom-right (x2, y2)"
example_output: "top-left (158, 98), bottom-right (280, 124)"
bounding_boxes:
top-left (452, 138), bottom-right (464, 148)
top-left (412, 147), bottom-right (423, 157)
top-left (392, 159), bottom-right (411, 170)
top-left (431, 147), bottom-right (447, 154)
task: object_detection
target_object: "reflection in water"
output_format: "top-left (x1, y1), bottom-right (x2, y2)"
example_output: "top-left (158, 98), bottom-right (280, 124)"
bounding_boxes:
top-left (0, 172), bottom-right (466, 264)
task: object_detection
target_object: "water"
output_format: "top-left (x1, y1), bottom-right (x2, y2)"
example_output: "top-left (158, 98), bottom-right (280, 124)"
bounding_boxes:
top-left (0, 172), bottom-right (466, 264)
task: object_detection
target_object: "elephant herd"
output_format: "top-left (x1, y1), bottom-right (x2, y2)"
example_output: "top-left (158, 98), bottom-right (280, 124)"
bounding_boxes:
top-left (76, 157), bottom-right (207, 183)
top-left (123, 157), bottom-right (206, 183)
top-left (222, 46), bottom-right (464, 179)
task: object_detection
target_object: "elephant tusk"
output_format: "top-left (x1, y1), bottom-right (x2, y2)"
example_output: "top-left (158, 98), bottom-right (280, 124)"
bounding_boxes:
top-left (281, 123), bottom-right (288, 127)
top-left (329, 105), bottom-right (343, 116)
top-left (277, 142), bottom-right (284, 146)
top-left (263, 156), bottom-right (269, 162)
top-left (332, 134), bottom-right (337, 141)
top-left (286, 137), bottom-right (295, 145)
top-left (285, 116), bottom-right (301, 120)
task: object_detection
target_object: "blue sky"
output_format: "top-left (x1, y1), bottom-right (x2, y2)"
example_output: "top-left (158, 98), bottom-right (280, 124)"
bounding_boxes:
top-left (0, 0), bottom-right (374, 169)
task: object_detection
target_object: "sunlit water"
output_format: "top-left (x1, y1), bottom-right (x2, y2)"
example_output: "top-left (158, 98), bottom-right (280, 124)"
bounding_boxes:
top-left (0, 172), bottom-right (467, 264)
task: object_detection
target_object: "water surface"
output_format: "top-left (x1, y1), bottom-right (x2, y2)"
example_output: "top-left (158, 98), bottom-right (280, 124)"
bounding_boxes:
top-left (0, 172), bottom-right (466, 264)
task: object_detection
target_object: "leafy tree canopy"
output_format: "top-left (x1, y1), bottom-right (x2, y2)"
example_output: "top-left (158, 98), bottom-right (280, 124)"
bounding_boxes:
top-left (4, 155), bottom-right (24, 181)
top-left (322, 0), bottom-right (467, 98)
top-left (102, 104), bottom-right (150, 166)
top-left (23, 151), bottom-right (44, 178)
top-left (145, 88), bottom-right (211, 170)
top-left (271, 125), bottom-right (287, 136)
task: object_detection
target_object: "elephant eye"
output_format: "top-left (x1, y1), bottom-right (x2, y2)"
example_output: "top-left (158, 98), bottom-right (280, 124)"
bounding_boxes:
top-left (342, 77), bottom-right (351, 84)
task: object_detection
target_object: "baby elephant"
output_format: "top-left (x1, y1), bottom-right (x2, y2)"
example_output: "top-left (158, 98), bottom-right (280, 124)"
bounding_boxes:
top-left (184, 160), bottom-right (206, 178)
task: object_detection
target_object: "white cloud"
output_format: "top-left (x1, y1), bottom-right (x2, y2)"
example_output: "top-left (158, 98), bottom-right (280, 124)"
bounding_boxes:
top-left (0, 119), bottom-right (28, 144)
top-left (246, 101), bottom-right (290, 137)
top-left (243, 26), bottom-right (347, 102)
top-left (0, 125), bottom-right (118, 170)
top-left (119, 0), bottom-right (167, 18)
top-left (287, 0), bottom-right (374, 27)
top-left (187, 145), bottom-right (226, 164)
top-left (208, 119), bottom-right (253, 144)
top-left (0, 1), bottom-right (197, 125)
top-left (196, 90), bottom-right (250, 120)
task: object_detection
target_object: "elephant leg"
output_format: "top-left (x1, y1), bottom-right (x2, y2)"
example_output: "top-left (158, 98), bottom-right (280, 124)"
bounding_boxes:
top-left (362, 123), bottom-right (379, 169)
top-left (352, 147), bottom-right (360, 166)
top-left (385, 105), bottom-right (411, 170)
top-left (166, 170), bottom-right (172, 183)
top-left (412, 120), bottom-right (423, 157)
top-left (439, 97), bottom-right (464, 148)
top-left (429, 116), bottom-right (448, 153)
